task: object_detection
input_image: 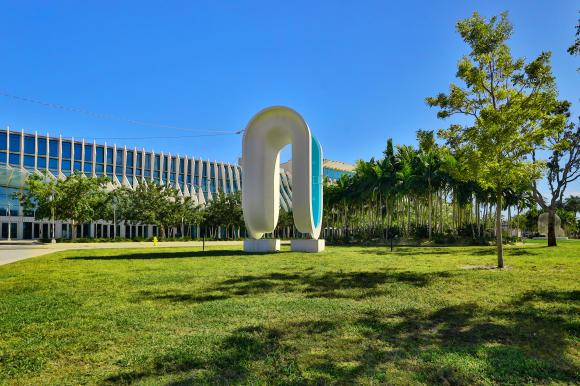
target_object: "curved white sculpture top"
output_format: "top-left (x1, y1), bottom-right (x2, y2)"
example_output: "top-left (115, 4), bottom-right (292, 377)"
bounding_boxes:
top-left (242, 106), bottom-right (323, 240)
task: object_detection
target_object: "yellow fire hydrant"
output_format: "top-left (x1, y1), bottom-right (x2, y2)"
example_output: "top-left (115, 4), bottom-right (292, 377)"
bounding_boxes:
top-left (153, 236), bottom-right (158, 247)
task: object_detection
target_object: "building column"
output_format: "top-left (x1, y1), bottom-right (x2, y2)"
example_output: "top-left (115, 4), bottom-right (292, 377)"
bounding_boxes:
top-left (55, 221), bottom-right (62, 239)
top-left (16, 220), bottom-right (23, 240)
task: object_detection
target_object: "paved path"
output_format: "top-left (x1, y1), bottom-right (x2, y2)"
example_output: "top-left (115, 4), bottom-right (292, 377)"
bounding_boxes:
top-left (0, 240), bottom-right (244, 266)
top-left (0, 247), bottom-right (58, 266)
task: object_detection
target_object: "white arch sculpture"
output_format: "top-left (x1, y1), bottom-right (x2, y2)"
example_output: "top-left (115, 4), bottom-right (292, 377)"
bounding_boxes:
top-left (242, 106), bottom-right (324, 252)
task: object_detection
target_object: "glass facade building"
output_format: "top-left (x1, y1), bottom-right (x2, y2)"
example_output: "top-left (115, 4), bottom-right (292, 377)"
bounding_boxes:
top-left (0, 128), bottom-right (351, 240)
top-left (0, 128), bottom-right (297, 239)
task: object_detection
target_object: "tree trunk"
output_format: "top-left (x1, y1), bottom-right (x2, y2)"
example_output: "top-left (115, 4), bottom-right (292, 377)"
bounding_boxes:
top-left (547, 207), bottom-right (557, 247)
top-left (507, 205), bottom-right (512, 239)
top-left (476, 198), bottom-right (480, 238)
top-left (495, 191), bottom-right (504, 268)
top-left (428, 186), bottom-right (432, 240)
top-left (439, 191), bottom-right (443, 234)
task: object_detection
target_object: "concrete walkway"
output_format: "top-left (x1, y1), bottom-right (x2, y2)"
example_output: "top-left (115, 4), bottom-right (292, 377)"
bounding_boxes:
top-left (0, 240), bottom-right (243, 266)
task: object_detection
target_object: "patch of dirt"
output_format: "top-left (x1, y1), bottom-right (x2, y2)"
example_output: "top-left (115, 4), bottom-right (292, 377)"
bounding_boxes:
top-left (461, 265), bottom-right (510, 270)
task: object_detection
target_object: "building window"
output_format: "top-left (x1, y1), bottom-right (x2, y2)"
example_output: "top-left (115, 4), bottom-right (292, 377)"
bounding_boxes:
top-left (106, 148), bottom-right (113, 164)
top-left (154, 155), bottom-right (160, 171)
top-left (62, 141), bottom-right (72, 159)
top-left (96, 146), bottom-right (104, 163)
top-left (49, 158), bottom-right (58, 170)
top-left (37, 157), bottom-right (46, 169)
top-left (9, 133), bottom-right (20, 152)
top-left (74, 143), bottom-right (82, 161)
top-left (0, 131), bottom-right (7, 151)
top-left (9, 153), bottom-right (20, 165)
top-left (24, 136), bottom-right (35, 154)
top-left (74, 161), bottom-right (82, 171)
top-left (49, 139), bottom-right (59, 157)
top-left (37, 138), bottom-right (47, 156)
top-left (84, 162), bottom-right (93, 173)
top-left (116, 150), bottom-right (123, 165)
top-left (62, 160), bottom-right (71, 170)
top-left (145, 153), bottom-right (151, 169)
top-left (126, 151), bottom-right (134, 168)
top-left (202, 162), bottom-right (207, 177)
top-left (84, 144), bottom-right (93, 162)
top-left (136, 153), bottom-right (142, 168)
top-left (24, 155), bottom-right (35, 167)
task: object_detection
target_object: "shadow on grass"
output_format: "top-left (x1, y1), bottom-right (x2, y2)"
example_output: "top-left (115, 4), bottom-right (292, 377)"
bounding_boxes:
top-left (139, 291), bottom-right (230, 303)
top-left (137, 269), bottom-right (455, 303)
top-left (359, 247), bottom-right (453, 256)
top-left (66, 250), bottom-right (252, 260)
top-left (507, 248), bottom-right (540, 256)
top-left (105, 289), bottom-right (579, 384)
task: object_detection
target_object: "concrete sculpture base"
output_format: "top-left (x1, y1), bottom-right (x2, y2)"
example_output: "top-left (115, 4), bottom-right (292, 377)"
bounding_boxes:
top-left (291, 239), bottom-right (325, 253)
top-left (244, 239), bottom-right (281, 253)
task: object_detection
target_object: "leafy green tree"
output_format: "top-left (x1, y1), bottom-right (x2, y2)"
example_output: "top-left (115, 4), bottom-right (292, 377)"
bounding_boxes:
top-left (379, 139), bottom-right (401, 235)
top-left (17, 174), bottom-right (58, 223)
top-left (124, 183), bottom-right (180, 238)
top-left (174, 196), bottom-right (205, 238)
top-left (98, 188), bottom-right (132, 225)
top-left (205, 191), bottom-right (243, 238)
top-left (19, 172), bottom-right (108, 239)
top-left (276, 209), bottom-right (294, 238)
top-left (415, 130), bottom-right (443, 240)
top-left (564, 195), bottom-right (580, 216)
top-left (532, 111), bottom-right (579, 246)
top-left (427, 12), bottom-right (564, 267)
top-left (56, 173), bottom-right (109, 238)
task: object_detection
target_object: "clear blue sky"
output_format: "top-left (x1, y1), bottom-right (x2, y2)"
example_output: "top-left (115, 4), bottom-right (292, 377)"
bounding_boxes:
top-left (1, 1), bottom-right (579, 193)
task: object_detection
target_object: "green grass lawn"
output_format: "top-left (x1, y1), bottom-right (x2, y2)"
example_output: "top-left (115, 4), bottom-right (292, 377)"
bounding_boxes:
top-left (0, 241), bottom-right (578, 385)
